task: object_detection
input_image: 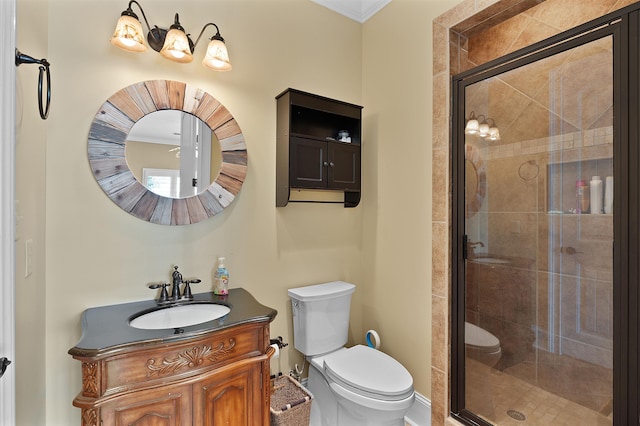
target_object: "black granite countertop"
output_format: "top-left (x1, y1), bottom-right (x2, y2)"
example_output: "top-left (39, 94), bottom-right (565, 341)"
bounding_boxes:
top-left (68, 288), bottom-right (277, 358)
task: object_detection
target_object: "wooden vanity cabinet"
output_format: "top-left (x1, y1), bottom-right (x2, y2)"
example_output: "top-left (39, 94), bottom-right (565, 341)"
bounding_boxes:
top-left (99, 383), bottom-right (192, 425)
top-left (276, 88), bottom-right (363, 207)
top-left (72, 322), bottom-right (273, 426)
top-left (193, 358), bottom-right (263, 425)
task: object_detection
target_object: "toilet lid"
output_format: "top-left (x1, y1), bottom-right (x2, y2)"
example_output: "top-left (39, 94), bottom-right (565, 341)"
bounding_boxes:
top-left (465, 322), bottom-right (500, 352)
top-left (323, 345), bottom-right (414, 401)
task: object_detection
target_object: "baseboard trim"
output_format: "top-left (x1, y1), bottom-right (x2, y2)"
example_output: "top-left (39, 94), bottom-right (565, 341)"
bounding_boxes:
top-left (404, 392), bottom-right (431, 426)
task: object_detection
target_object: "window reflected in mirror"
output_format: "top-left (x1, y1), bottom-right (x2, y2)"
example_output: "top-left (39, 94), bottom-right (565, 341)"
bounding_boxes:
top-left (125, 110), bottom-right (222, 199)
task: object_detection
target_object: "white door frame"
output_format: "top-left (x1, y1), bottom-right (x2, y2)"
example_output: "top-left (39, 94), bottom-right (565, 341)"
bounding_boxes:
top-left (0, 0), bottom-right (17, 424)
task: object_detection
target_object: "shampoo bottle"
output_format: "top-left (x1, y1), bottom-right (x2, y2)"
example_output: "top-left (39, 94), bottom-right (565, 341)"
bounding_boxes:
top-left (590, 176), bottom-right (603, 214)
top-left (214, 257), bottom-right (229, 295)
top-left (576, 180), bottom-right (589, 213)
top-left (604, 176), bottom-right (613, 214)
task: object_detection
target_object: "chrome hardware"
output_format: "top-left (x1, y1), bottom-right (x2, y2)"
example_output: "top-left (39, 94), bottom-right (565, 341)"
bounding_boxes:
top-left (148, 282), bottom-right (170, 303)
top-left (15, 49), bottom-right (51, 120)
top-left (561, 246), bottom-right (583, 255)
top-left (171, 266), bottom-right (183, 300)
top-left (149, 266), bottom-right (201, 304)
top-left (269, 336), bottom-right (289, 349)
top-left (182, 278), bottom-right (202, 300)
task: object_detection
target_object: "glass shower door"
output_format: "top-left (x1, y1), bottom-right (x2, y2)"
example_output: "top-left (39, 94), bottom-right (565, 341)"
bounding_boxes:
top-left (462, 34), bottom-right (614, 425)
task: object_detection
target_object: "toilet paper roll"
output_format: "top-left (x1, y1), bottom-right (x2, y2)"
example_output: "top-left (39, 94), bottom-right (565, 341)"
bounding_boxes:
top-left (366, 330), bottom-right (380, 349)
top-left (270, 343), bottom-right (280, 359)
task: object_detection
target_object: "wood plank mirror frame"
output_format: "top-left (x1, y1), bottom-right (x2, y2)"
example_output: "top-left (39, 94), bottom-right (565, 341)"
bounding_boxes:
top-left (88, 80), bottom-right (247, 225)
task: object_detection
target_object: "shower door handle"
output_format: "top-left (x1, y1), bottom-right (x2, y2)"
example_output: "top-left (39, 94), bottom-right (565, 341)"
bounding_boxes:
top-left (0, 357), bottom-right (11, 379)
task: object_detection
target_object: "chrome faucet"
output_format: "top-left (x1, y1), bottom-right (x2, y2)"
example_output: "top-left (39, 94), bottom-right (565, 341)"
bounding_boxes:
top-left (148, 266), bottom-right (201, 305)
top-left (466, 240), bottom-right (484, 258)
top-left (171, 266), bottom-right (183, 300)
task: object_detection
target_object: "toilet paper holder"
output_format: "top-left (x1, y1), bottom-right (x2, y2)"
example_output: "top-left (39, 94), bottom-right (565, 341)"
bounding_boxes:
top-left (270, 336), bottom-right (288, 349)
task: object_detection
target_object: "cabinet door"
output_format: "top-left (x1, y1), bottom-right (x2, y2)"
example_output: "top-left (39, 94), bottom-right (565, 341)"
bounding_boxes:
top-left (100, 384), bottom-right (191, 426)
top-left (289, 137), bottom-right (327, 189)
top-left (193, 361), bottom-right (263, 426)
top-left (328, 142), bottom-right (360, 190)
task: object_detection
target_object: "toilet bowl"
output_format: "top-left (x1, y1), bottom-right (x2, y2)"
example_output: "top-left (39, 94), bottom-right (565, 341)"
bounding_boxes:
top-left (465, 322), bottom-right (502, 367)
top-left (288, 282), bottom-right (415, 426)
top-left (308, 346), bottom-right (414, 426)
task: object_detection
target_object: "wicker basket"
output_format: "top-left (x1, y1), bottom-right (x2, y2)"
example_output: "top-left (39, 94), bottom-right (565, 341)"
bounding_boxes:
top-left (270, 375), bottom-right (313, 426)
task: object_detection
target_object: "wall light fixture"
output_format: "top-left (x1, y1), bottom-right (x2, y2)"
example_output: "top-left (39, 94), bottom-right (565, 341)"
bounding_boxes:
top-left (465, 111), bottom-right (500, 141)
top-left (110, 0), bottom-right (232, 71)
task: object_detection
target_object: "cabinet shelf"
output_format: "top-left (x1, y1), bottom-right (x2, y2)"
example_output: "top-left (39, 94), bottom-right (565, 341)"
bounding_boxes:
top-left (289, 132), bottom-right (359, 145)
top-left (276, 88), bottom-right (363, 207)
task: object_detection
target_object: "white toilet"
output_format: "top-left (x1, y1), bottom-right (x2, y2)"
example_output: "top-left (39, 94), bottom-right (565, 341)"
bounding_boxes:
top-left (465, 321), bottom-right (502, 367)
top-left (288, 281), bottom-right (414, 426)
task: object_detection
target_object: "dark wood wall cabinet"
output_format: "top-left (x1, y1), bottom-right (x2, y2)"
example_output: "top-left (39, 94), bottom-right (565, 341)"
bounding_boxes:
top-left (276, 88), bottom-right (363, 207)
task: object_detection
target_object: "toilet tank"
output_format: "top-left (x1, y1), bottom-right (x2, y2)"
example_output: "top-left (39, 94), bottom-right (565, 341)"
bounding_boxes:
top-left (288, 281), bottom-right (356, 356)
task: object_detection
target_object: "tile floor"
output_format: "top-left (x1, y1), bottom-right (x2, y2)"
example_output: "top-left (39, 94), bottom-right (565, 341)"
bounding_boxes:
top-left (466, 359), bottom-right (612, 425)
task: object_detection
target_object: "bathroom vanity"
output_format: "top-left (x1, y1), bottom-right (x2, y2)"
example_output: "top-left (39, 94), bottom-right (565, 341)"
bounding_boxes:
top-left (68, 289), bottom-right (277, 426)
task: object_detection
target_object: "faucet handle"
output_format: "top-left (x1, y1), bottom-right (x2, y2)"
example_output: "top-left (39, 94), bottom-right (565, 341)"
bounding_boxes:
top-left (182, 279), bottom-right (201, 300)
top-left (149, 282), bottom-right (170, 303)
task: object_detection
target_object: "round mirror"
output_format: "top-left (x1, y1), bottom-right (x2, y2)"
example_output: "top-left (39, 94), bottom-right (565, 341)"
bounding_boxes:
top-left (465, 143), bottom-right (486, 218)
top-left (88, 80), bottom-right (247, 225)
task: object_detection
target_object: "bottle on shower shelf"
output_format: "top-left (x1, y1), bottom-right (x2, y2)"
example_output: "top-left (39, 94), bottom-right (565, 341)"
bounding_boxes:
top-left (590, 176), bottom-right (603, 214)
top-left (576, 180), bottom-right (590, 214)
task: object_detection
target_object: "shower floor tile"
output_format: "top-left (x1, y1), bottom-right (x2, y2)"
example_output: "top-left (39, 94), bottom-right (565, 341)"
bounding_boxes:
top-left (466, 359), bottom-right (612, 425)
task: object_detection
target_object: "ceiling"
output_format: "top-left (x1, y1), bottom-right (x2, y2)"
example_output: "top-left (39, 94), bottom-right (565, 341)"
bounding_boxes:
top-left (311, 0), bottom-right (391, 23)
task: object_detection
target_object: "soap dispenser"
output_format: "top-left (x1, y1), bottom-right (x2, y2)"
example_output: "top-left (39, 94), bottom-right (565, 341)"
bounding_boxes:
top-left (214, 257), bottom-right (229, 295)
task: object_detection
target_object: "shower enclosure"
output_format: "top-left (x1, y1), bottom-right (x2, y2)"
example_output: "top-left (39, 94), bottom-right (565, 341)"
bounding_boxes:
top-left (452, 5), bottom-right (640, 425)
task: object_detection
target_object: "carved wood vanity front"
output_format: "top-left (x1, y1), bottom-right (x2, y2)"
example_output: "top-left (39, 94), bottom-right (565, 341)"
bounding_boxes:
top-left (69, 289), bottom-right (276, 425)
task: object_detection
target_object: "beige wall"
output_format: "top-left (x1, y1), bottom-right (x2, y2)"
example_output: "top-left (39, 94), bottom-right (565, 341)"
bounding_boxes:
top-left (14, 0), bottom-right (464, 424)
top-left (361, 0), bottom-right (459, 399)
top-left (28, 1), bottom-right (364, 424)
top-left (15, 0), bottom-right (48, 424)
top-left (125, 141), bottom-right (181, 181)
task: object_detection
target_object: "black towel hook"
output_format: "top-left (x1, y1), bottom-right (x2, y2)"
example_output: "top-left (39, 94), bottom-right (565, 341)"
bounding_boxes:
top-left (15, 49), bottom-right (51, 120)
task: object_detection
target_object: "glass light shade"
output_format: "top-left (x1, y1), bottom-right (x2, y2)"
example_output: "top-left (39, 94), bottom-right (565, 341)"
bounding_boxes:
top-left (465, 119), bottom-right (479, 135)
top-left (160, 28), bottom-right (193, 63)
top-left (110, 15), bottom-right (147, 52)
top-left (478, 122), bottom-right (490, 137)
top-left (488, 126), bottom-right (501, 141)
top-left (202, 38), bottom-right (232, 71)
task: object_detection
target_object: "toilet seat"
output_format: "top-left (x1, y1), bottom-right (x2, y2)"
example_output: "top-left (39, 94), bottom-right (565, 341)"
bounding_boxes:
top-left (465, 322), bottom-right (500, 353)
top-left (323, 345), bottom-right (414, 401)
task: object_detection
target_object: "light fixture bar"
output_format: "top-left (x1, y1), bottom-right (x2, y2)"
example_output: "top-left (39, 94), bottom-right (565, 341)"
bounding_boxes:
top-left (465, 112), bottom-right (500, 141)
top-left (110, 1), bottom-right (232, 71)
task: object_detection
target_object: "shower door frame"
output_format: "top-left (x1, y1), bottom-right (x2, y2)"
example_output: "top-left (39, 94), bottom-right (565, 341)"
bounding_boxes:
top-left (450, 5), bottom-right (640, 425)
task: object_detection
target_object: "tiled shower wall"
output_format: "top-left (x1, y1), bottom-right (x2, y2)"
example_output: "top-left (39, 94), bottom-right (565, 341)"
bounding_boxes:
top-left (431, 0), bottom-right (635, 425)
top-left (467, 127), bottom-right (614, 363)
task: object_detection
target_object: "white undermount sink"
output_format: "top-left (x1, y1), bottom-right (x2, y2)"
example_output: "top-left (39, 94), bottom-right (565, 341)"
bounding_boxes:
top-left (129, 303), bottom-right (231, 330)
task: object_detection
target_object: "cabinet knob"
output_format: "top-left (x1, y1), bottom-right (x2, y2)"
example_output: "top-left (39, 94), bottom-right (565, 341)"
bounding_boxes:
top-left (329, 162), bottom-right (334, 167)
top-left (323, 161), bottom-right (329, 167)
